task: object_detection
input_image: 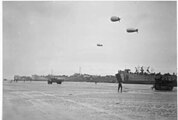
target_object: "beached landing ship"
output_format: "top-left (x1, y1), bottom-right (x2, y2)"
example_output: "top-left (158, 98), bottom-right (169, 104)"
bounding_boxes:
top-left (119, 69), bottom-right (155, 84)
top-left (119, 68), bottom-right (176, 91)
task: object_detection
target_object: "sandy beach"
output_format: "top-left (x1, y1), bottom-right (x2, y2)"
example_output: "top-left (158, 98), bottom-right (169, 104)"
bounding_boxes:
top-left (3, 81), bottom-right (177, 120)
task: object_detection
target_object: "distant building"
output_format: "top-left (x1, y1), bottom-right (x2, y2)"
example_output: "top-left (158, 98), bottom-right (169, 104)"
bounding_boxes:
top-left (31, 75), bottom-right (48, 81)
top-left (14, 75), bottom-right (32, 81)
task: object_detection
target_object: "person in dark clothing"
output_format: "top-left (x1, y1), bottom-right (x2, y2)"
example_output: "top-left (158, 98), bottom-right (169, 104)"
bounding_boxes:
top-left (116, 71), bottom-right (123, 93)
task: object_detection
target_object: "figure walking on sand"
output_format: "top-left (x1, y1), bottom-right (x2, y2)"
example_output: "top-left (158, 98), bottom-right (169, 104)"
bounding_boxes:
top-left (116, 70), bottom-right (123, 93)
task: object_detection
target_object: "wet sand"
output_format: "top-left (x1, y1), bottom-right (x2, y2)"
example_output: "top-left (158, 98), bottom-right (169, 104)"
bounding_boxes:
top-left (3, 81), bottom-right (177, 120)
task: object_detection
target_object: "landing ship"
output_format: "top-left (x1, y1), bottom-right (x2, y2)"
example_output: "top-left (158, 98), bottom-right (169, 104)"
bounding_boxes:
top-left (119, 69), bottom-right (155, 84)
top-left (119, 68), bottom-right (176, 91)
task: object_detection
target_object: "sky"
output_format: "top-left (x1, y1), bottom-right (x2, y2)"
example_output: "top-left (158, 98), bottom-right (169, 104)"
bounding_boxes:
top-left (3, 1), bottom-right (177, 79)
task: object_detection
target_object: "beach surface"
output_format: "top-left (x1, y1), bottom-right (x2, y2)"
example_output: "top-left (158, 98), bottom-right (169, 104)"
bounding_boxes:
top-left (3, 81), bottom-right (177, 120)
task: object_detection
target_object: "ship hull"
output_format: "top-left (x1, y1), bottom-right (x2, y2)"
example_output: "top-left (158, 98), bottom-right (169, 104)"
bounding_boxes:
top-left (120, 71), bottom-right (155, 84)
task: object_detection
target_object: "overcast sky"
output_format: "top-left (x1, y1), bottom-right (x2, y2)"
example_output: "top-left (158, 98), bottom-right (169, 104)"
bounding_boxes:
top-left (3, 1), bottom-right (177, 79)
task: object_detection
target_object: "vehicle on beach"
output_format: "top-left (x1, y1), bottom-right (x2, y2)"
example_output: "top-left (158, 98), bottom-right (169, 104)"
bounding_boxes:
top-left (47, 77), bottom-right (64, 84)
top-left (153, 74), bottom-right (176, 91)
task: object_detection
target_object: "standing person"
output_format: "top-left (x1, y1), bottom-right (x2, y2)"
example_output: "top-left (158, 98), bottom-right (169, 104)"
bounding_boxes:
top-left (116, 70), bottom-right (123, 93)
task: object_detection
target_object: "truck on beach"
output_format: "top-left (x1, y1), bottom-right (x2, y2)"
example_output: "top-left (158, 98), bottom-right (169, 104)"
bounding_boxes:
top-left (47, 76), bottom-right (64, 84)
top-left (47, 77), bottom-right (63, 84)
top-left (153, 73), bottom-right (176, 91)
